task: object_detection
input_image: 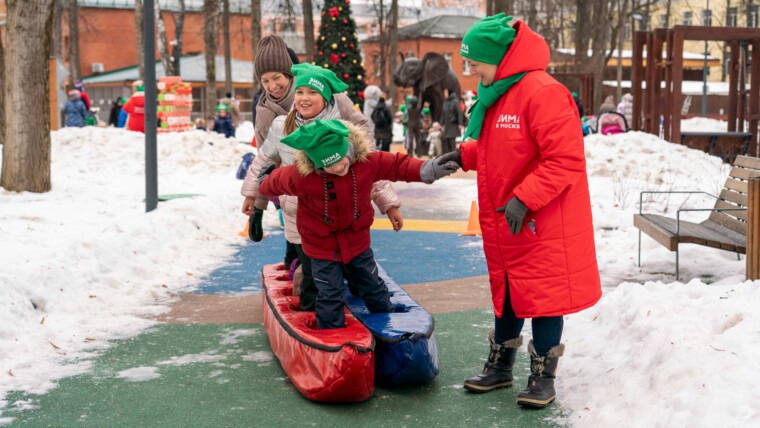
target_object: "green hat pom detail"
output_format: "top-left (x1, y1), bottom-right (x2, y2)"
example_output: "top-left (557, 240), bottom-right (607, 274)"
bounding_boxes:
top-left (460, 13), bottom-right (516, 65)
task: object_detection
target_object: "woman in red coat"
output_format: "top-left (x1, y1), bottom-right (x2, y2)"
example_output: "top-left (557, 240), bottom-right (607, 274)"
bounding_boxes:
top-left (122, 86), bottom-right (146, 133)
top-left (440, 14), bottom-right (601, 408)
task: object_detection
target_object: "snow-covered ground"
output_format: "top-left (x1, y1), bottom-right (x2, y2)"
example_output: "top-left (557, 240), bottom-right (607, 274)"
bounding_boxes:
top-left (1, 118), bottom-right (759, 426)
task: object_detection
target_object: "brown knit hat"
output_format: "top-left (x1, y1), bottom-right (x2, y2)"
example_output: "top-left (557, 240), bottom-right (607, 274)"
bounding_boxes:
top-left (255, 35), bottom-right (294, 81)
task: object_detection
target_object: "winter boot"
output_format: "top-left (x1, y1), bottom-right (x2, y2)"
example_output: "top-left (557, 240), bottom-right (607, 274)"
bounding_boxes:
top-left (463, 330), bottom-right (523, 393)
top-left (516, 340), bottom-right (565, 408)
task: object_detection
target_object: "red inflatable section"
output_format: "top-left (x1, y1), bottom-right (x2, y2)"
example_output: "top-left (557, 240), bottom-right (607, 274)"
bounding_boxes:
top-left (261, 263), bottom-right (375, 402)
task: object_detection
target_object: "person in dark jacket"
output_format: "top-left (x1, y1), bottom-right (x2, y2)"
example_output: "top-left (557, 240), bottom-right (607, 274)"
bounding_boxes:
top-left (108, 98), bottom-right (124, 127)
top-left (441, 89), bottom-right (464, 153)
top-left (64, 90), bottom-right (88, 128)
top-left (370, 97), bottom-right (393, 151)
top-left (212, 104), bottom-right (236, 138)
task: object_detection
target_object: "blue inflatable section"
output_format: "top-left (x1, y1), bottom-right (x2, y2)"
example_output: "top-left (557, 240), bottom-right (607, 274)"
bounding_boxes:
top-left (344, 264), bottom-right (439, 386)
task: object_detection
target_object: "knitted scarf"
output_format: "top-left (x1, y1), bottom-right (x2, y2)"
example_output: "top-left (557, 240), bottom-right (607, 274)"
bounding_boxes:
top-left (463, 71), bottom-right (528, 140)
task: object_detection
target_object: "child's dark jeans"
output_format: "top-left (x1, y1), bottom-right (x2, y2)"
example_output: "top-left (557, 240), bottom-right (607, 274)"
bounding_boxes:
top-left (311, 248), bottom-right (393, 329)
top-left (494, 277), bottom-right (563, 356)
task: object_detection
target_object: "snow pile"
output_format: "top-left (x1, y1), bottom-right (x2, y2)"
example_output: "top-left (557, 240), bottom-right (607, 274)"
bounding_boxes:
top-left (0, 127), bottom-right (254, 402)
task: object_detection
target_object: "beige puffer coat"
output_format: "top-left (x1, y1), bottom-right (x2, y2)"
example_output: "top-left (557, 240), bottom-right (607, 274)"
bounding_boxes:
top-left (240, 93), bottom-right (401, 244)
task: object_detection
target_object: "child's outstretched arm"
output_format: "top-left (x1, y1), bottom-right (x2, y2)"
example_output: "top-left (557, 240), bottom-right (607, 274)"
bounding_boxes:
top-left (258, 162), bottom-right (303, 198)
top-left (373, 151), bottom-right (461, 184)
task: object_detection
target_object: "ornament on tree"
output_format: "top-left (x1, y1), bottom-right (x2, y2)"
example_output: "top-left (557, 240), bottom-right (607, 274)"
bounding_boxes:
top-left (357, 75), bottom-right (363, 80)
top-left (324, 64), bottom-right (329, 68)
top-left (338, 6), bottom-right (342, 10)
top-left (319, 51), bottom-right (323, 55)
top-left (344, 73), bottom-right (349, 79)
top-left (320, 36), bottom-right (325, 40)
top-left (352, 59), bottom-right (357, 64)
top-left (331, 53), bottom-right (339, 64)
top-left (343, 19), bottom-right (348, 23)
top-left (329, 6), bottom-right (339, 17)
top-left (350, 43), bottom-right (354, 48)
top-left (341, 53), bottom-right (346, 58)
top-left (358, 91), bottom-right (364, 100)
top-left (331, 17), bottom-right (336, 21)
top-left (341, 37), bottom-right (346, 41)
top-left (322, 11), bottom-right (325, 15)
top-left (331, 43), bottom-right (338, 49)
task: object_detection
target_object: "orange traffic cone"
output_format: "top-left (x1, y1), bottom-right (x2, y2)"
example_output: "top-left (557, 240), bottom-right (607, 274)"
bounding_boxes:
top-left (237, 221), bottom-right (249, 237)
top-left (397, 144), bottom-right (406, 155)
top-left (461, 201), bottom-right (482, 236)
top-left (238, 219), bottom-right (267, 239)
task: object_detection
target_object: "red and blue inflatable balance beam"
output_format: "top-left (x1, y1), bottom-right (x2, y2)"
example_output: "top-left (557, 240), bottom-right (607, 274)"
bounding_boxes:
top-left (344, 264), bottom-right (439, 386)
top-left (261, 263), bottom-right (374, 403)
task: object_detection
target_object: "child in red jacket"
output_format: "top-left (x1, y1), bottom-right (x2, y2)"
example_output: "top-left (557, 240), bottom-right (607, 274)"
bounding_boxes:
top-left (258, 119), bottom-right (459, 329)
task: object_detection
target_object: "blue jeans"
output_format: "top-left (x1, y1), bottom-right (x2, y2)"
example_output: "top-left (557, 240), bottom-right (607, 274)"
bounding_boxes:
top-left (494, 278), bottom-right (563, 356)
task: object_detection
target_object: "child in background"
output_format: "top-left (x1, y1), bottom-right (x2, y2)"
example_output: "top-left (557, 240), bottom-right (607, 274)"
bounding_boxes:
top-left (427, 122), bottom-right (443, 157)
top-left (195, 118), bottom-right (207, 131)
top-left (258, 119), bottom-right (460, 329)
top-left (212, 105), bottom-right (236, 138)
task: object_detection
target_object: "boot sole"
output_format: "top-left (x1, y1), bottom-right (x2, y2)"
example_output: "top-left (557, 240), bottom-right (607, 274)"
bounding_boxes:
top-left (516, 396), bottom-right (555, 408)
top-left (463, 381), bottom-right (512, 393)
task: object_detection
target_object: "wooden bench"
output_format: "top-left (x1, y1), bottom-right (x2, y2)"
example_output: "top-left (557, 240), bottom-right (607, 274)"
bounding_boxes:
top-left (634, 155), bottom-right (760, 280)
top-left (680, 132), bottom-right (753, 163)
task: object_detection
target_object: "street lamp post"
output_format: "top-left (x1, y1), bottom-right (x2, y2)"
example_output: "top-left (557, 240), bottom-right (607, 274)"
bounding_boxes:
top-left (702, 0), bottom-right (710, 117)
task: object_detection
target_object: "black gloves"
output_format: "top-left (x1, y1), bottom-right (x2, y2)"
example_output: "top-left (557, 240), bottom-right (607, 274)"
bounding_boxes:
top-left (249, 208), bottom-right (264, 242)
top-left (496, 196), bottom-right (528, 235)
top-left (437, 149), bottom-right (462, 168)
top-left (258, 161), bottom-right (276, 188)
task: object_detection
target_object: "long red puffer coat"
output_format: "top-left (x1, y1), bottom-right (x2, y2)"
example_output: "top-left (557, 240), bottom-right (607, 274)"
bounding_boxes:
top-left (459, 20), bottom-right (601, 318)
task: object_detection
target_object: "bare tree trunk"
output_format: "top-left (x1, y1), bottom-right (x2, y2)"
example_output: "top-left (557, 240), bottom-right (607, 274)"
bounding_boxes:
top-left (251, 0), bottom-right (261, 92)
top-left (0, 27), bottom-right (5, 148)
top-left (616, 0), bottom-right (629, 100)
top-left (155, 1), bottom-right (174, 75)
top-left (302, 0), bottom-right (315, 60)
top-left (389, 0), bottom-right (398, 111)
top-left (204, 0), bottom-right (220, 117)
top-left (665, 0), bottom-right (671, 26)
top-left (171, 0), bottom-right (186, 76)
top-left (54, 0), bottom-right (63, 59)
top-left (67, 0), bottom-right (80, 83)
top-left (135, 0), bottom-right (145, 80)
top-left (223, 0), bottom-right (232, 94)
top-left (2, 0), bottom-right (56, 192)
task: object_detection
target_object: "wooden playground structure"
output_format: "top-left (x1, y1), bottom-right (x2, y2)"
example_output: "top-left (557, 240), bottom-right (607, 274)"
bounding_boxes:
top-left (632, 26), bottom-right (760, 158)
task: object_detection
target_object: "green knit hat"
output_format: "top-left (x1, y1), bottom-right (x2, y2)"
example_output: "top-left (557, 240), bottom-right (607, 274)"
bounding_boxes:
top-left (291, 63), bottom-right (349, 102)
top-left (460, 13), bottom-right (517, 65)
top-left (216, 104), bottom-right (229, 111)
top-left (280, 119), bottom-right (350, 168)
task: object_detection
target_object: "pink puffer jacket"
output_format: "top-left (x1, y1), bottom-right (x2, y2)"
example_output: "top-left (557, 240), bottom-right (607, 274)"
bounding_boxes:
top-left (241, 94), bottom-right (401, 244)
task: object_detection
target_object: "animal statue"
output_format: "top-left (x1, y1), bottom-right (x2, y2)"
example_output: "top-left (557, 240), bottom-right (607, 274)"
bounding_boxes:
top-left (393, 51), bottom-right (462, 124)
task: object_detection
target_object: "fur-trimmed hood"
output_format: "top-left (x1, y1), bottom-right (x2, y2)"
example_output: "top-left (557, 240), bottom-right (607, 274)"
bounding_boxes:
top-left (295, 120), bottom-right (372, 176)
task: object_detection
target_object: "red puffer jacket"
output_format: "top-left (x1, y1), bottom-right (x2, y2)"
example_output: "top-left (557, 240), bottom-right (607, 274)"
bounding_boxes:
top-left (259, 122), bottom-right (424, 263)
top-left (122, 92), bottom-right (146, 133)
top-left (459, 20), bottom-right (601, 318)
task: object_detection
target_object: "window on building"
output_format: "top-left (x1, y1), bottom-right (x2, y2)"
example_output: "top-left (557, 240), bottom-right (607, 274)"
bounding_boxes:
top-left (682, 11), bottom-right (693, 26)
top-left (659, 14), bottom-right (668, 28)
top-left (374, 55), bottom-right (382, 77)
top-left (443, 52), bottom-right (452, 67)
top-left (751, 5), bottom-right (759, 28)
top-left (281, 22), bottom-right (296, 33)
top-left (462, 58), bottom-right (470, 76)
top-left (371, 24), bottom-right (378, 36)
top-left (702, 9), bottom-right (712, 26)
top-left (727, 7), bottom-right (738, 27)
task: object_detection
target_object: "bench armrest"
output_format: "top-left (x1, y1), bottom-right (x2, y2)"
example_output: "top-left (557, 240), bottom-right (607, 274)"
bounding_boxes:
top-left (638, 191), bottom-right (718, 214)
top-left (675, 207), bottom-right (746, 236)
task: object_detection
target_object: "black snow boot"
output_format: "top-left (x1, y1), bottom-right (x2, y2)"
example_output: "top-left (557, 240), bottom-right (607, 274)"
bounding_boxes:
top-left (517, 340), bottom-right (565, 408)
top-left (463, 331), bottom-right (523, 393)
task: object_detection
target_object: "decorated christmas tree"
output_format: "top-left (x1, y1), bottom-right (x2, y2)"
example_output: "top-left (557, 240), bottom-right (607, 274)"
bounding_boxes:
top-left (313, 0), bottom-right (366, 106)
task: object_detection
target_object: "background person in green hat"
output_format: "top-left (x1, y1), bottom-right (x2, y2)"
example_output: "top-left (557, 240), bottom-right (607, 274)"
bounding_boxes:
top-left (212, 104), bottom-right (235, 138)
top-left (257, 119), bottom-right (460, 329)
top-left (243, 63), bottom-right (403, 313)
top-left (437, 13), bottom-right (601, 409)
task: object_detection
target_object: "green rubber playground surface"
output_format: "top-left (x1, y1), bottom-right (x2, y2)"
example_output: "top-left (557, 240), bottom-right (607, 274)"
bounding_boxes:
top-left (3, 309), bottom-right (565, 427)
